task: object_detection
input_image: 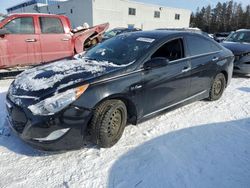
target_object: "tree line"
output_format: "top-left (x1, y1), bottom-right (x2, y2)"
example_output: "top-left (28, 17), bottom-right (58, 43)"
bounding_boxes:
top-left (190, 0), bottom-right (250, 33)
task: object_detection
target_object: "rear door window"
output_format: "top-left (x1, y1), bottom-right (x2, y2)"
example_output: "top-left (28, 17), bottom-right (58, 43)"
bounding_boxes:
top-left (151, 38), bottom-right (184, 61)
top-left (186, 35), bottom-right (221, 56)
top-left (39, 17), bottom-right (64, 34)
top-left (4, 17), bottom-right (34, 34)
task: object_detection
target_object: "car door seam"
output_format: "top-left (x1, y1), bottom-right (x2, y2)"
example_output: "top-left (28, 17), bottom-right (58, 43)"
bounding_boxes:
top-left (143, 90), bottom-right (207, 118)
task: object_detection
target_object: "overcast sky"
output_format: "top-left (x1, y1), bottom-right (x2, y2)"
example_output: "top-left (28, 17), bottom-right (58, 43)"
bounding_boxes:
top-left (0, 0), bottom-right (249, 14)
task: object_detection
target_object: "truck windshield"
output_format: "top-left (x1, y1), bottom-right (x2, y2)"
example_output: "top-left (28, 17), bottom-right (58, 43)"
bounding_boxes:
top-left (84, 34), bottom-right (155, 66)
top-left (225, 31), bottom-right (250, 43)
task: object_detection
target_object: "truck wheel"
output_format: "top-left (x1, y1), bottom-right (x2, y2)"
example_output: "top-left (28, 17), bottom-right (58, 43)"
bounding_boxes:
top-left (90, 100), bottom-right (127, 148)
top-left (208, 73), bottom-right (226, 101)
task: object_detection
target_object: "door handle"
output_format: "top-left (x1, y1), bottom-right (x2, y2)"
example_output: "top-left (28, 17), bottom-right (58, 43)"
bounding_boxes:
top-left (212, 57), bottom-right (219, 62)
top-left (25, 39), bottom-right (37, 42)
top-left (61, 38), bottom-right (70, 41)
top-left (182, 66), bottom-right (191, 73)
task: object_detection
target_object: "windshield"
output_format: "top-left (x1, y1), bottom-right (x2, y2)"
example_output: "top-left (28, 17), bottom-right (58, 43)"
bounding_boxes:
top-left (225, 31), bottom-right (250, 43)
top-left (84, 34), bottom-right (155, 65)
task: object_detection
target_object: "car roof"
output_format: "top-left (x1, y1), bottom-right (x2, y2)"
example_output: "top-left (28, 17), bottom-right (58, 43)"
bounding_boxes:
top-left (236, 29), bottom-right (250, 32)
top-left (126, 30), bottom-right (203, 40)
top-left (157, 28), bottom-right (201, 31)
top-left (7, 13), bottom-right (61, 17)
top-left (156, 28), bottom-right (212, 36)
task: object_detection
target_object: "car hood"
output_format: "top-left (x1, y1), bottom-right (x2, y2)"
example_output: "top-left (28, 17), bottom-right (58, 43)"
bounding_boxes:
top-left (221, 41), bottom-right (250, 55)
top-left (8, 58), bottom-right (128, 106)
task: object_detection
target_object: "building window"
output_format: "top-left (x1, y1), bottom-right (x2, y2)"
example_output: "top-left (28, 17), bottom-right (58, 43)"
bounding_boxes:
top-left (57, 5), bottom-right (60, 9)
top-left (175, 14), bottom-right (180, 20)
top-left (70, 9), bottom-right (73, 14)
top-left (129, 8), bottom-right (136, 16)
top-left (154, 11), bottom-right (160, 18)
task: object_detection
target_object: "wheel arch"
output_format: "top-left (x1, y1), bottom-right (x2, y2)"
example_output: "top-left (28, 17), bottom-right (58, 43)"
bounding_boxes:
top-left (220, 70), bottom-right (228, 85)
top-left (93, 94), bottom-right (138, 125)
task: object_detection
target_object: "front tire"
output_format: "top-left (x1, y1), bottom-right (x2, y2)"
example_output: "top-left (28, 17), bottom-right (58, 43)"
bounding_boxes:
top-left (208, 73), bottom-right (226, 101)
top-left (89, 100), bottom-right (127, 148)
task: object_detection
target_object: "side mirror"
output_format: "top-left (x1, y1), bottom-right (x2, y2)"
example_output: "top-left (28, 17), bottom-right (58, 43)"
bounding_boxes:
top-left (0, 28), bottom-right (10, 37)
top-left (143, 57), bottom-right (169, 70)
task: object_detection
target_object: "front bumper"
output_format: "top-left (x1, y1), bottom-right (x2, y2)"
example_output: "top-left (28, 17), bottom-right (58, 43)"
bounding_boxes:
top-left (234, 55), bottom-right (250, 74)
top-left (6, 98), bottom-right (93, 151)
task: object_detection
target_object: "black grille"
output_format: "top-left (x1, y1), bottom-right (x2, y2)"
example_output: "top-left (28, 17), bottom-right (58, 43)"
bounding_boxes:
top-left (234, 55), bottom-right (241, 62)
top-left (6, 100), bottom-right (27, 134)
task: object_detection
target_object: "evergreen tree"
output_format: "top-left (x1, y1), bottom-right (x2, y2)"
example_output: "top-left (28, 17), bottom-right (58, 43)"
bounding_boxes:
top-left (245, 5), bottom-right (250, 28)
top-left (190, 0), bottom-right (250, 33)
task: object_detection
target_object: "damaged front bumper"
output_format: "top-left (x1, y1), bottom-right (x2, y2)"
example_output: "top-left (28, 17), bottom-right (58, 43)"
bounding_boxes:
top-left (5, 98), bottom-right (93, 151)
top-left (234, 54), bottom-right (250, 74)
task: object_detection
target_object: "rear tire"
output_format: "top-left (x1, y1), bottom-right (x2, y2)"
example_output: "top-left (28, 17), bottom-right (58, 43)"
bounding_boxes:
top-left (208, 73), bottom-right (226, 101)
top-left (89, 100), bottom-right (127, 148)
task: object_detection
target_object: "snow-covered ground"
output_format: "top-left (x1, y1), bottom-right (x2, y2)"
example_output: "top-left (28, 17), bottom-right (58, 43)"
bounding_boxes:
top-left (0, 76), bottom-right (249, 188)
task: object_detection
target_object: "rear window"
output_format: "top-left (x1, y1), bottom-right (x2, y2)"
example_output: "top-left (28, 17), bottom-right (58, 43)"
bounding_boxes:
top-left (39, 17), bottom-right (64, 34)
top-left (186, 35), bottom-right (221, 56)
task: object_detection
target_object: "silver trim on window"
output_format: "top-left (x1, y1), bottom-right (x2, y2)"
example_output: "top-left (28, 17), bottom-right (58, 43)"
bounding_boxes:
top-left (92, 50), bottom-right (222, 85)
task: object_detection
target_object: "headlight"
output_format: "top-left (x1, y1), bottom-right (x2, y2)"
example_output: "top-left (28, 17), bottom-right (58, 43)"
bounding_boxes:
top-left (28, 84), bottom-right (89, 116)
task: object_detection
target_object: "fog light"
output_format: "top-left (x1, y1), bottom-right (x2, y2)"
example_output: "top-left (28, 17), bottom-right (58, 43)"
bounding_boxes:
top-left (33, 128), bottom-right (70, 142)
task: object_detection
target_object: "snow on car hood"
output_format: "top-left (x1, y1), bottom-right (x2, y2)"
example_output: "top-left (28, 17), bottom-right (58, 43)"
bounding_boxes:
top-left (8, 58), bottom-right (129, 105)
top-left (13, 58), bottom-right (126, 91)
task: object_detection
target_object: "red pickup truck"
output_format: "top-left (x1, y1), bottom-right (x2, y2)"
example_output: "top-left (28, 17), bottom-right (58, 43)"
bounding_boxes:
top-left (0, 13), bottom-right (109, 69)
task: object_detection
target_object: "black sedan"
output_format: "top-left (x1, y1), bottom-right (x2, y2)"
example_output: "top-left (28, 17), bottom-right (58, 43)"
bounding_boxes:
top-left (6, 31), bottom-right (234, 151)
top-left (221, 29), bottom-right (250, 74)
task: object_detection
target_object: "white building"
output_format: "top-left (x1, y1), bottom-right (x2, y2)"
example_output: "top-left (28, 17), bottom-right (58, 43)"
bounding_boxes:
top-left (7, 0), bottom-right (191, 29)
